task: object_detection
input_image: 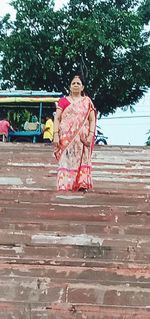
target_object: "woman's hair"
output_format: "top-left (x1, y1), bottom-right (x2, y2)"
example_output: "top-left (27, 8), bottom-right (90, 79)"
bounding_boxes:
top-left (70, 74), bottom-right (85, 86)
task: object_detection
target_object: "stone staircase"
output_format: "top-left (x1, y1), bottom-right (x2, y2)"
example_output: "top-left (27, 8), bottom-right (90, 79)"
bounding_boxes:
top-left (0, 143), bottom-right (150, 319)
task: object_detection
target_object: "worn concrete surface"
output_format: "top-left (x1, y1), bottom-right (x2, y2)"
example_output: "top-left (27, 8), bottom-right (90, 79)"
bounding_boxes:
top-left (0, 142), bottom-right (150, 318)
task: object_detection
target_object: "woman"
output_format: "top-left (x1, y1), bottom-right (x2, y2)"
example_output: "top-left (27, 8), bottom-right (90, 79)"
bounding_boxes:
top-left (54, 75), bottom-right (96, 191)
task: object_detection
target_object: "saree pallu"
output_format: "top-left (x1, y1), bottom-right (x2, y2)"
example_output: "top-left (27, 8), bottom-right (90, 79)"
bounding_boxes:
top-left (54, 96), bottom-right (96, 191)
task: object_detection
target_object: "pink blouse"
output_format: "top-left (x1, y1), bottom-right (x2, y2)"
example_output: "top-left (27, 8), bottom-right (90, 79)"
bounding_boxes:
top-left (58, 97), bottom-right (70, 111)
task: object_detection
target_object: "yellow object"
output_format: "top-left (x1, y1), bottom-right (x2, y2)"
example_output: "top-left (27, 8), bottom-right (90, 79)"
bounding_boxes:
top-left (43, 119), bottom-right (54, 141)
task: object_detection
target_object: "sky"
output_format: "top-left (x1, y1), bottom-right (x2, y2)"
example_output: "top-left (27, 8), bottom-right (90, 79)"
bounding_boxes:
top-left (0, 0), bottom-right (68, 16)
top-left (1, 0), bottom-right (150, 146)
top-left (99, 91), bottom-right (150, 146)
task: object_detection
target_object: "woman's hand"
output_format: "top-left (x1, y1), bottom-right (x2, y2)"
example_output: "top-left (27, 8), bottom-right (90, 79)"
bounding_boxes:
top-left (80, 133), bottom-right (93, 147)
top-left (53, 133), bottom-right (60, 147)
top-left (85, 133), bottom-right (93, 147)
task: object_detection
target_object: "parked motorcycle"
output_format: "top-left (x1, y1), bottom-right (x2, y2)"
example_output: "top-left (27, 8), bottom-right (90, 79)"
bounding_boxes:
top-left (95, 126), bottom-right (108, 145)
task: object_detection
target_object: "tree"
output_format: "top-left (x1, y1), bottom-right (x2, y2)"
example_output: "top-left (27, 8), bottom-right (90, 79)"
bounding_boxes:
top-left (58, 0), bottom-right (150, 114)
top-left (0, 0), bottom-right (150, 115)
top-left (0, 0), bottom-right (63, 91)
top-left (138, 0), bottom-right (150, 25)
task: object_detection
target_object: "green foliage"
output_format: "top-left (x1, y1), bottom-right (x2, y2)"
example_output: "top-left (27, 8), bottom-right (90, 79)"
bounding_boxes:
top-left (0, 107), bottom-right (31, 130)
top-left (138, 0), bottom-right (150, 25)
top-left (0, 0), bottom-right (150, 115)
top-left (1, 0), bottom-right (61, 90)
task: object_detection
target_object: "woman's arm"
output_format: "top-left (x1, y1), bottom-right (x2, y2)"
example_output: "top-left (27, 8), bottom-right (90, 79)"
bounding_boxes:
top-left (89, 110), bottom-right (95, 134)
top-left (53, 107), bottom-right (62, 146)
top-left (85, 109), bottom-right (96, 147)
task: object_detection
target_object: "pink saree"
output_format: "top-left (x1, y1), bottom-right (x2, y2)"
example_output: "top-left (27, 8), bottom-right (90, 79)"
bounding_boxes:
top-left (54, 96), bottom-right (96, 191)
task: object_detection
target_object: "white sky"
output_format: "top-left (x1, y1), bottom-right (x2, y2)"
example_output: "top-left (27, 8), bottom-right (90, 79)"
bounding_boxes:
top-left (1, 0), bottom-right (150, 146)
top-left (99, 91), bottom-right (150, 146)
top-left (0, 0), bottom-right (68, 17)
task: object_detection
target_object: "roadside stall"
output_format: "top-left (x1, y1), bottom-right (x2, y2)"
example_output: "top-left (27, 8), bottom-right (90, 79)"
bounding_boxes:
top-left (0, 90), bottom-right (63, 143)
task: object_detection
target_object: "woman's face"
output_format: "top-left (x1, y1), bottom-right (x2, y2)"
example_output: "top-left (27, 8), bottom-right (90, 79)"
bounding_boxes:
top-left (70, 77), bottom-right (84, 95)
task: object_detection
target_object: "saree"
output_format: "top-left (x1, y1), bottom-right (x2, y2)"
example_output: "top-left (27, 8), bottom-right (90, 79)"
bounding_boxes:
top-left (54, 96), bottom-right (96, 191)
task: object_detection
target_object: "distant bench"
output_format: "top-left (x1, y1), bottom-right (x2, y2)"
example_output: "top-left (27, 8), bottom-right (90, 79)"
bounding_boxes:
top-left (8, 129), bottom-right (42, 143)
top-left (8, 123), bottom-right (43, 143)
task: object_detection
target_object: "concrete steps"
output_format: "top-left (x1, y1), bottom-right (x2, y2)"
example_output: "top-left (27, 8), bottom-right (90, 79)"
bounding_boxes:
top-left (0, 143), bottom-right (150, 318)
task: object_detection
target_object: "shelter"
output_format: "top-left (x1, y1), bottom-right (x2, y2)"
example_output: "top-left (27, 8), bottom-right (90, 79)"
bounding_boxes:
top-left (0, 90), bottom-right (63, 143)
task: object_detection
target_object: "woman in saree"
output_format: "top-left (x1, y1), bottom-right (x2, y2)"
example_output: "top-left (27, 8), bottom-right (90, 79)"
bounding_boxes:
top-left (54, 75), bottom-right (96, 192)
